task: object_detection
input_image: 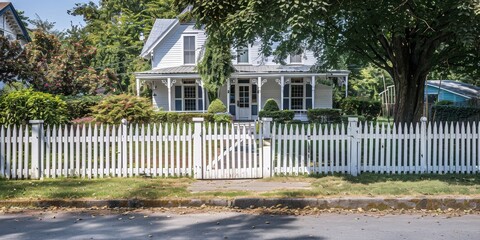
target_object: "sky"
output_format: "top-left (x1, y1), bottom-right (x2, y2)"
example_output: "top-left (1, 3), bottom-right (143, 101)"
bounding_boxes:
top-left (2, 0), bottom-right (99, 31)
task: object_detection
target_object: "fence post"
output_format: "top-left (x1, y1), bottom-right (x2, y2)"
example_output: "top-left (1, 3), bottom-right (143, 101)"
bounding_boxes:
top-left (121, 119), bottom-right (128, 177)
top-left (348, 118), bottom-right (359, 176)
top-left (420, 117), bottom-right (428, 173)
top-left (192, 118), bottom-right (204, 179)
top-left (30, 120), bottom-right (44, 180)
top-left (262, 118), bottom-right (273, 178)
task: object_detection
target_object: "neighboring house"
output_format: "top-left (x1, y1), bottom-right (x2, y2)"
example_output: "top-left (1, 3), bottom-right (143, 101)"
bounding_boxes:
top-left (134, 13), bottom-right (349, 121)
top-left (0, 2), bottom-right (30, 45)
top-left (426, 80), bottom-right (479, 106)
top-left (0, 2), bottom-right (31, 90)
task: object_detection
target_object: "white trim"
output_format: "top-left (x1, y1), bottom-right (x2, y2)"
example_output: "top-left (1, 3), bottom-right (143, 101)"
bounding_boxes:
top-left (426, 83), bottom-right (472, 99)
top-left (136, 72), bottom-right (350, 79)
top-left (140, 19), bottom-right (179, 58)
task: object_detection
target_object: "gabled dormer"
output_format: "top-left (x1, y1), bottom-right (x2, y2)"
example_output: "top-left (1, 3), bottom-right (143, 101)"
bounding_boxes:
top-left (0, 2), bottom-right (31, 45)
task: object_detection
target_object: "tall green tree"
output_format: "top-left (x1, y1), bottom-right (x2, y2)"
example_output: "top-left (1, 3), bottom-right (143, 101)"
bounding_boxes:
top-left (69, 0), bottom-right (180, 92)
top-left (0, 36), bottom-right (31, 84)
top-left (25, 31), bottom-right (116, 95)
top-left (179, 0), bottom-right (480, 122)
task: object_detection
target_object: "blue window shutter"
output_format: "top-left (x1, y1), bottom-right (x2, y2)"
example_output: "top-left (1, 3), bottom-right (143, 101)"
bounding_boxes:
top-left (229, 105), bottom-right (236, 115)
top-left (306, 99), bottom-right (312, 109)
top-left (251, 105), bottom-right (258, 115)
top-left (306, 83), bottom-right (312, 97)
top-left (175, 86), bottom-right (182, 99)
top-left (283, 99), bottom-right (289, 110)
top-left (198, 99), bottom-right (203, 111)
top-left (197, 86), bottom-right (203, 98)
top-left (284, 84), bottom-right (290, 97)
top-left (175, 100), bottom-right (182, 111)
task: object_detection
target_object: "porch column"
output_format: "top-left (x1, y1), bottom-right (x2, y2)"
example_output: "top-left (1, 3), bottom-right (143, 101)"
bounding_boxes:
top-left (227, 79), bottom-right (231, 113)
top-left (311, 75), bottom-right (316, 109)
top-left (162, 78), bottom-right (176, 111)
top-left (345, 75), bottom-right (349, 97)
top-left (280, 76), bottom-right (285, 110)
top-left (196, 79), bottom-right (206, 113)
top-left (136, 78), bottom-right (141, 96)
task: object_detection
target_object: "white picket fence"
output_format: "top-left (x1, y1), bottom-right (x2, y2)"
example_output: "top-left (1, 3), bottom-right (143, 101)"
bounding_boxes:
top-left (272, 119), bottom-right (480, 175)
top-left (0, 118), bottom-right (479, 180)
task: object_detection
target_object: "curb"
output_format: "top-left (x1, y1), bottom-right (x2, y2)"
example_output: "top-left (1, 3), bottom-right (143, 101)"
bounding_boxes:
top-left (1, 198), bottom-right (479, 210)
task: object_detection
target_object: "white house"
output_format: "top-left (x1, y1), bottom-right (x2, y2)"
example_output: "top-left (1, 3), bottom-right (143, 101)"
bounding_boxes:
top-left (135, 14), bottom-right (349, 121)
top-left (0, 2), bottom-right (30, 45)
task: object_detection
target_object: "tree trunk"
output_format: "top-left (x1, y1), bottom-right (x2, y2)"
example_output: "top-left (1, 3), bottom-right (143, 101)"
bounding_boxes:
top-left (392, 68), bottom-right (427, 123)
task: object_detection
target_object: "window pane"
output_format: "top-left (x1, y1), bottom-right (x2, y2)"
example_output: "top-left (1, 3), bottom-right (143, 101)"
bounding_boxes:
top-left (184, 36), bottom-right (195, 64)
top-left (237, 47), bottom-right (249, 63)
top-left (184, 86), bottom-right (196, 98)
top-left (291, 99), bottom-right (303, 110)
top-left (290, 53), bottom-right (302, 63)
top-left (184, 99), bottom-right (196, 111)
top-left (291, 85), bottom-right (304, 98)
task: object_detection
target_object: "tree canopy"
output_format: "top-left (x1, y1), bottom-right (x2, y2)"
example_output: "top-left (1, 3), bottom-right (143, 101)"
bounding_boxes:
top-left (179, 0), bottom-right (480, 122)
top-left (68, 0), bottom-right (180, 92)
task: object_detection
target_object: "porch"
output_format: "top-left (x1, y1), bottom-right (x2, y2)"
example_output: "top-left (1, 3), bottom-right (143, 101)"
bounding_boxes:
top-left (135, 66), bottom-right (350, 121)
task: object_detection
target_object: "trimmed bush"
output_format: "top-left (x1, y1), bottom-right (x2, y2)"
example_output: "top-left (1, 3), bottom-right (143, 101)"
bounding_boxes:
top-left (208, 99), bottom-right (227, 113)
top-left (0, 89), bottom-right (68, 125)
top-left (214, 113), bottom-right (233, 123)
top-left (431, 105), bottom-right (480, 122)
top-left (307, 108), bottom-right (342, 123)
top-left (154, 112), bottom-right (215, 123)
top-left (263, 99), bottom-right (280, 112)
top-left (62, 95), bottom-right (102, 120)
top-left (341, 97), bottom-right (381, 121)
top-left (91, 94), bottom-right (155, 124)
top-left (258, 110), bottom-right (295, 123)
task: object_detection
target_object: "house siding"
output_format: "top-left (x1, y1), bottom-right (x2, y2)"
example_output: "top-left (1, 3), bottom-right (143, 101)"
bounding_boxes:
top-left (152, 80), bottom-right (169, 110)
top-left (426, 85), bottom-right (469, 103)
top-left (260, 79), bottom-right (281, 108)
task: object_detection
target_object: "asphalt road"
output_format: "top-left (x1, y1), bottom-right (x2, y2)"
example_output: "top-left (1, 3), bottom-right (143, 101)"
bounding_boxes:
top-left (1, 210), bottom-right (479, 240)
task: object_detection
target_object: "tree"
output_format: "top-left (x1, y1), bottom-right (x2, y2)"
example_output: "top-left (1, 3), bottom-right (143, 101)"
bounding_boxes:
top-left (68, 0), bottom-right (180, 92)
top-left (0, 36), bottom-right (31, 84)
top-left (178, 0), bottom-right (480, 122)
top-left (25, 31), bottom-right (116, 95)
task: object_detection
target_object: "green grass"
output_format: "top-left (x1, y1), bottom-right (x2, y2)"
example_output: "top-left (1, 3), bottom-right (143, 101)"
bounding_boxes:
top-left (1, 173), bottom-right (479, 200)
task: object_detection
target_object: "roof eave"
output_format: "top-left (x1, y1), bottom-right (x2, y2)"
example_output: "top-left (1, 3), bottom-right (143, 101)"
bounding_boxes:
top-left (140, 19), bottom-right (179, 58)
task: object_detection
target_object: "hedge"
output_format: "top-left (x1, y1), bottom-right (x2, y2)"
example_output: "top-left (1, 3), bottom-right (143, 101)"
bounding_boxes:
top-left (341, 97), bottom-right (381, 121)
top-left (62, 95), bottom-right (103, 120)
top-left (258, 110), bottom-right (295, 123)
top-left (0, 89), bottom-right (68, 125)
top-left (307, 108), bottom-right (342, 123)
top-left (431, 105), bottom-right (480, 122)
top-left (263, 99), bottom-right (280, 112)
top-left (91, 94), bottom-right (155, 124)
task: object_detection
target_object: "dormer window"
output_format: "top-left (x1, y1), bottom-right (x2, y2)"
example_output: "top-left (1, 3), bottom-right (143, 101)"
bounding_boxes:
top-left (183, 36), bottom-right (196, 64)
top-left (236, 46), bottom-right (249, 64)
top-left (290, 52), bottom-right (302, 64)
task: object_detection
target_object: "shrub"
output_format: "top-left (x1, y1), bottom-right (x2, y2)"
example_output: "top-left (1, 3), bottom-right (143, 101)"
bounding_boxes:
top-left (431, 105), bottom-right (480, 122)
top-left (208, 99), bottom-right (227, 113)
top-left (258, 110), bottom-right (294, 123)
top-left (0, 89), bottom-right (68, 125)
top-left (341, 97), bottom-right (381, 121)
top-left (263, 99), bottom-right (280, 112)
top-left (307, 108), bottom-right (342, 123)
top-left (91, 94), bottom-right (154, 124)
top-left (62, 95), bottom-right (103, 120)
top-left (213, 113), bottom-right (233, 123)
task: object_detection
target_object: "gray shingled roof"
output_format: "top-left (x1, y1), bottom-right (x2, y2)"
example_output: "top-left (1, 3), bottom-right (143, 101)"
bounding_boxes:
top-left (140, 19), bottom-right (177, 57)
top-left (137, 65), bottom-right (315, 75)
top-left (428, 80), bottom-right (479, 99)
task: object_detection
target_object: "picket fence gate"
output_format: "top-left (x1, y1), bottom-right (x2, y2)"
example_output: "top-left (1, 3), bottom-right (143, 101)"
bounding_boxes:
top-left (0, 118), bottom-right (479, 180)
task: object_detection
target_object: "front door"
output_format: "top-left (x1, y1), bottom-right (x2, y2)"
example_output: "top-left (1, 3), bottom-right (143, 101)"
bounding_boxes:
top-left (236, 84), bottom-right (251, 120)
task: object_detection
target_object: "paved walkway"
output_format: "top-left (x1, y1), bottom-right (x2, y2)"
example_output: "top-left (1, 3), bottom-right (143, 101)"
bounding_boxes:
top-left (188, 179), bottom-right (311, 192)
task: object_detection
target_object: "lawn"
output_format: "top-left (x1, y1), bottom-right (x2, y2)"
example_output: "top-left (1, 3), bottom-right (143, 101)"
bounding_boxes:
top-left (0, 174), bottom-right (479, 200)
